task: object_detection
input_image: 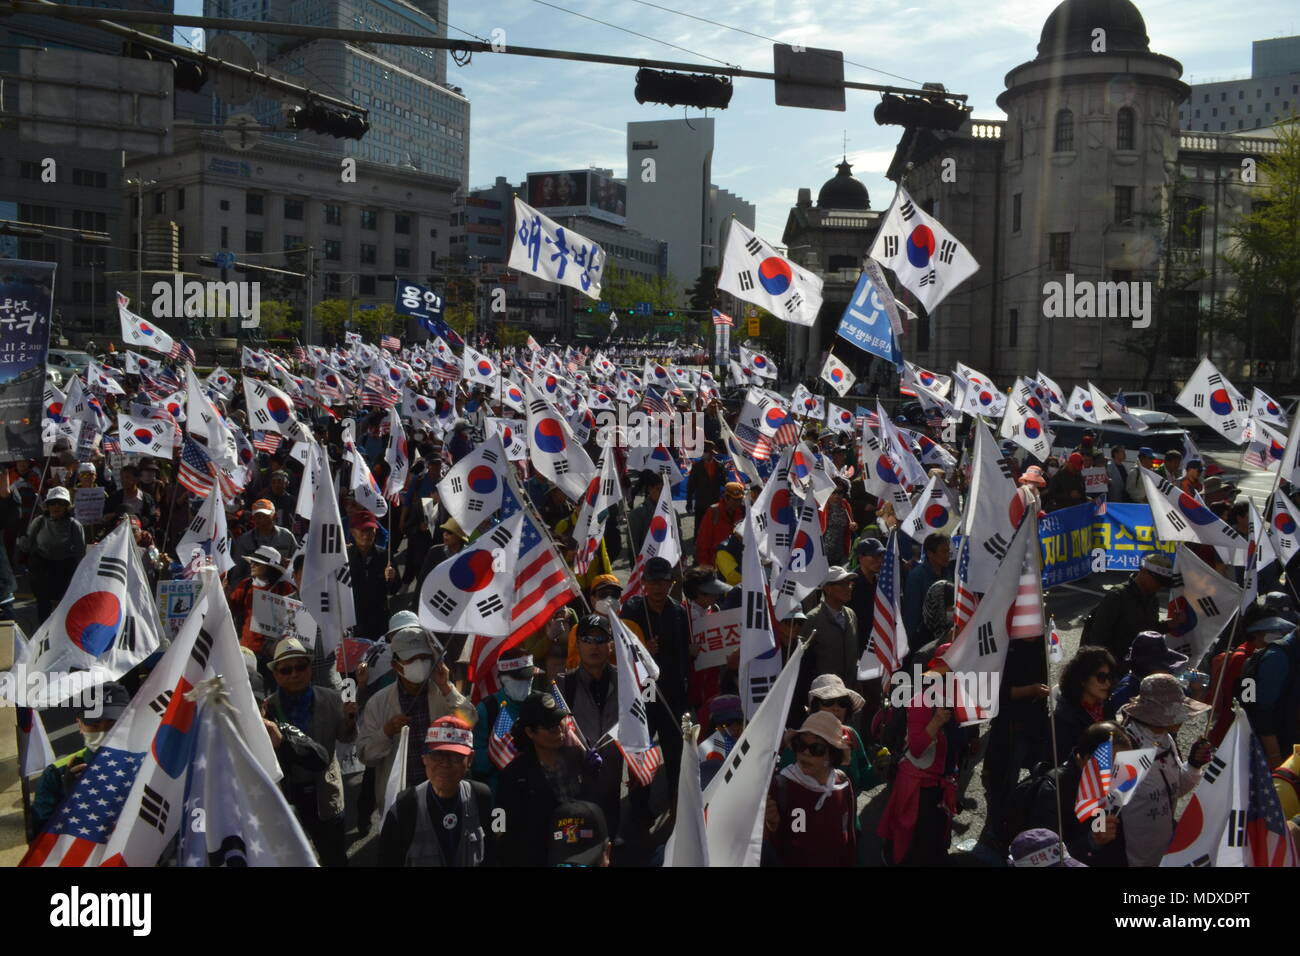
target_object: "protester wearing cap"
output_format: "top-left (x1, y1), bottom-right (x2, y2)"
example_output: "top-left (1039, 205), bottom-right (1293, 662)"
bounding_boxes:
top-left (1083, 551), bottom-right (1172, 672)
top-left (494, 691), bottom-right (597, 867)
top-left (1126, 448), bottom-right (1155, 502)
top-left (347, 507), bottom-right (401, 641)
top-left (1179, 457), bottom-right (1205, 497)
top-left (764, 710), bottom-right (857, 866)
top-left (472, 648), bottom-right (541, 790)
top-left (797, 567), bottom-right (861, 711)
top-left (1158, 448), bottom-right (1184, 482)
top-left (378, 716), bottom-right (493, 867)
top-left (263, 637), bottom-right (357, 867)
top-left (622, 555), bottom-right (691, 730)
top-left (1008, 828), bottom-right (1087, 867)
top-left (32, 682), bottom-right (129, 833)
top-left (1117, 673), bottom-right (1214, 866)
top-left (227, 542), bottom-right (296, 661)
top-left (681, 565), bottom-right (736, 712)
top-left (19, 483), bottom-right (86, 620)
top-left (1106, 631), bottom-right (1189, 719)
top-left (230, 496), bottom-right (299, 588)
top-left (1044, 451), bottom-right (1087, 512)
top-left (548, 800), bottom-right (611, 867)
top-left (902, 533), bottom-right (951, 654)
top-left (693, 480), bottom-right (746, 568)
top-left (103, 462), bottom-right (158, 532)
top-left (248, 467), bottom-right (295, 528)
top-left (1012, 465), bottom-right (1047, 529)
top-left (1239, 615), bottom-right (1300, 767)
top-left (686, 439), bottom-right (726, 518)
top-left (357, 612), bottom-right (469, 822)
top-left (415, 513), bottom-right (468, 585)
top-left (784, 675), bottom-right (881, 799)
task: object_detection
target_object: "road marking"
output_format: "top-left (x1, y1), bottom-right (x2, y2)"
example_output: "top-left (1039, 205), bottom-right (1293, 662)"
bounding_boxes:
top-left (1052, 582), bottom-right (1105, 597)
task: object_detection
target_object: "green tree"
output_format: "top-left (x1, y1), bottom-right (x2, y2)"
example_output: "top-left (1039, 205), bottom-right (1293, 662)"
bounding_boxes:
top-left (688, 266), bottom-right (720, 312)
top-left (312, 299), bottom-right (400, 341)
top-left (256, 299), bottom-right (301, 338)
top-left (596, 263), bottom-right (681, 338)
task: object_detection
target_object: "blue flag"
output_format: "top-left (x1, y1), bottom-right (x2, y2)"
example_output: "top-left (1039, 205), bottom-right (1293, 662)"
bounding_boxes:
top-left (836, 270), bottom-right (903, 370)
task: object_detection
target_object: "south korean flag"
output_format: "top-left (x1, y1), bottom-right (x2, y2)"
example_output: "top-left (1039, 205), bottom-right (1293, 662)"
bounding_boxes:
top-left (462, 345), bottom-right (501, 391)
top-left (790, 383), bottom-right (825, 421)
top-left (1000, 379), bottom-right (1053, 462)
top-left (117, 414), bottom-right (174, 459)
top-left (902, 474), bottom-right (961, 544)
top-left (860, 423), bottom-right (913, 520)
top-left (487, 417), bottom-right (528, 462)
top-left (1167, 544), bottom-right (1243, 662)
top-left (1250, 387), bottom-right (1289, 430)
top-left (1176, 357), bottom-right (1250, 444)
top-left (244, 377), bottom-right (306, 440)
top-left (869, 184), bottom-right (979, 313)
top-left (1266, 489), bottom-right (1300, 566)
top-left (717, 219), bottom-right (823, 327)
top-left (826, 401), bottom-right (857, 435)
top-left (438, 436), bottom-right (508, 538)
top-left (1139, 468), bottom-right (1243, 548)
top-left (419, 515), bottom-right (522, 638)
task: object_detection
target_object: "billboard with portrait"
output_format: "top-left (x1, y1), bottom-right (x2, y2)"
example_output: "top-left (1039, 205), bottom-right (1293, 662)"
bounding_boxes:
top-left (526, 170), bottom-right (626, 226)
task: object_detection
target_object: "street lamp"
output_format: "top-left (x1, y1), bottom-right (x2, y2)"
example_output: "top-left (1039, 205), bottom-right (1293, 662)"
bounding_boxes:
top-left (124, 177), bottom-right (157, 311)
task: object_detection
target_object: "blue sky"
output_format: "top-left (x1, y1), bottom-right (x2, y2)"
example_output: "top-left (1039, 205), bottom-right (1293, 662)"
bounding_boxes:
top-left (175, 0), bottom-right (1299, 239)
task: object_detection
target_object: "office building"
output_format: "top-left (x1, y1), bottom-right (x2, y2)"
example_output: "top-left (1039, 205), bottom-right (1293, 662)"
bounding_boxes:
top-left (1178, 35), bottom-right (1300, 133)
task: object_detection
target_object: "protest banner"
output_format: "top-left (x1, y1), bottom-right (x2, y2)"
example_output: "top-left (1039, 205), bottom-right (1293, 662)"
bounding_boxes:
top-left (690, 605), bottom-right (743, 670)
top-left (156, 578), bottom-right (201, 640)
top-left (0, 260), bottom-right (54, 462)
top-left (73, 486), bottom-right (105, 525)
top-left (1083, 466), bottom-right (1108, 495)
top-left (251, 590), bottom-right (317, 647)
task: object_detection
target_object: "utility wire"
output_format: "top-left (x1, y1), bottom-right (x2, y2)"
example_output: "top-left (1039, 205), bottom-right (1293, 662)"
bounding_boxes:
top-left (528, 0), bottom-right (737, 67)
top-left (620, 0), bottom-right (922, 85)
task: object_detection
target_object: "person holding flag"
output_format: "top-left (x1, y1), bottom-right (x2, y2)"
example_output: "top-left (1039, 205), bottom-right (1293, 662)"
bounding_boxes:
top-left (471, 649), bottom-right (540, 792)
top-left (763, 710), bottom-right (857, 867)
top-left (19, 486), bottom-right (87, 620)
top-left (31, 683), bottom-right (130, 834)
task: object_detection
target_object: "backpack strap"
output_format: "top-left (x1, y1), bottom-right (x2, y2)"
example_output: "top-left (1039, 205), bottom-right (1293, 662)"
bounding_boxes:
top-left (1272, 766), bottom-right (1300, 789)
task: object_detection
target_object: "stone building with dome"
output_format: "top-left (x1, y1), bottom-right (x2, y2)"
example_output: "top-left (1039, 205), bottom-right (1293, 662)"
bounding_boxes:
top-left (789, 0), bottom-right (1283, 393)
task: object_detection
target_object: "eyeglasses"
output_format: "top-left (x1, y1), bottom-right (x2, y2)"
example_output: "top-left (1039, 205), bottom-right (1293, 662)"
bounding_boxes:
top-left (276, 661), bottom-right (310, 676)
top-left (1092, 671), bottom-right (1112, 684)
top-left (792, 738), bottom-right (828, 757)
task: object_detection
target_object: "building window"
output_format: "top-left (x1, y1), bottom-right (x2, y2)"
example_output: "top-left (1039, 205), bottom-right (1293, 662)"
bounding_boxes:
top-left (1220, 92), bottom-right (1226, 101)
top-left (1012, 193), bottom-right (1022, 232)
top-left (1049, 232), bottom-right (1070, 271)
top-left (246, 193), bottom-right (263, 216)
top-left (176, 188), bottom-right (185, 211)
top-left (1116, 107), bottom-right (1135, 149)
top-left (19, 204), bottom-right (58, 226)
top-left (430, 250), bottom-right (438, 269)
top-left (395, 214), bottom-right (411, 234)
top-left (360, 209), bottom-right (378, 230)
top-left (72, 168), bottom-right (107, 188)
top-left (360, 243), bottom-right (377, 265)
top-left (153, 192), bottom-right (165, 214)
top-left (72, 210), bottom-right (107, 232)
top-left (284, 235), bottom-right (303, 252)
top-left (1053, 109), bottom-right (1073, 152)
top-left (325, 204), bottom-right (342, 226)
top-left (220, 200), bottom-right (230, 212)
top-left (394, 247), bottom-right (410, 268)
top-left (325, 273), bottom-right (341, 294)
top-left (1173, 196), bottom-right (1203, 249)
top-left (1167, 290), bottom-right (1199, 358)
top-left (18, 161), bottom-right (42, 180)
top-left (324, 239), bottom-right (341, 261)
top-left (1114, 186), bottom-right (1135, 225)
top-left (245, 230), bottom-right (263, 253)
top-left (359, 275), bottom-right (376, 295)
top-left (284, 198), bottom-right (304, 220)
top-left (1009, 308), bottom-right (1018, 347)
top-left (1238, 90), bottom-right (1244, 100)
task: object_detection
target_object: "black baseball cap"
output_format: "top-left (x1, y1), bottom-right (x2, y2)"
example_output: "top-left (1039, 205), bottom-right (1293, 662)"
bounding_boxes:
top-left (644, 556), bottom-right (674, 581)
top-left (517, 690), bottom-right (569, 730)
top-left (548, 800), bottom-right (609, 866)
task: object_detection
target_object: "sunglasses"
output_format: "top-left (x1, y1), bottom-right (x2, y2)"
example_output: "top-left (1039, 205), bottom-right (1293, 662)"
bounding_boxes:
top-left (1092, 671), bottom-right (1112, 684)
top-left (792, 738), bottom-right (828, 757)
top-left (821, 696), bottom-right (852, 710)
top-left (276, 661), bottom-right (310, 676)
top-left (578, 634), bottom-right (611, 644)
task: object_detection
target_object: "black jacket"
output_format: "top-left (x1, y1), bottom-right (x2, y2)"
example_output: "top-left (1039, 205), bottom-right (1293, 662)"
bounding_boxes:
top-left (347, 543), bottom-right (401, 640)
top-left (687, 459), bottom-right (725, 515)
top-left (620, 595), bottom-right (692, 718)
top-left (1084, 575), bottom-right (1160, 671)
top-left (493, 747), bottom-right (595, 867)
top-left (377, 779), bottom-right (494, 867)
top-left (1025, 761), bottom-right (1129, 867)
top-left (1052, 695), bottom-right (1099, 760)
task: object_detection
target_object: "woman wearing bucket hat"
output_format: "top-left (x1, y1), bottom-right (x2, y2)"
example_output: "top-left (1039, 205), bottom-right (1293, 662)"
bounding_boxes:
top-left (779, 675), bottom-right (882, 796)
top-left (764, 711), bottom-right (857, 866)
top-left (19, 485), bottom-right (86, 619)
top-left (1117, 673), bottom-right (1214, 867)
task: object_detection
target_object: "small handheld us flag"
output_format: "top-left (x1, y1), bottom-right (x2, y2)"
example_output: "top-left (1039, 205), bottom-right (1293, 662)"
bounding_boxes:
top-left (487, 704), bottom-right (519, 770)
top-left (1074, 737), bottom-right (1113, 822)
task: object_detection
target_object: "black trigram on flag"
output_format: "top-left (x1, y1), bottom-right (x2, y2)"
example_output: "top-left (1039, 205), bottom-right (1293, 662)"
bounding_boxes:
top-left (98, 555), bottom-right (127, 586)
top-left (745, 591), bottom-right (767, 629)
top-left (982, 532), bottom-right (1009, 562)
top-left (1203, 754), bottom-right (1227, 784)
top-left (723, 739), bottom-right (752, 784)
top-left (449, 475), bottom-right (464, 494)
top-left (882, 235), bottom-right (899, 258)
top-left (784, 292), bottom-right (803, 313)
top-left (918, 270), bottom-right (937, 287)
top-left (1207, 373), bottom-right (1223, 387)
top-left (528, 399), bottom-right (549, 414)
top-left (749, 673), bottom-right (777, 707)
top-left (1138, 753), bottom-right (1153, 771)
top-left (630, 696), bottom-right (648, 727)
top-left (899, 200), bottom-right (916, 221)
top-left (1165, 511), bottom-right (1186, 532)
top-left (1191, 854), bottom-right (1212, 867)
top-left (117, 618), bottom-right (136, 652)
top-left (468, 500), bottom-right (483, 512)
top-left (188, 514), bottom-right (206, 535)
top-left (483, 449), bottom-right (500, 465)
top-left (476, 594), bottom-right (505, 617)
top-left (995, 457), bottom-right (1014, 480)
top-left (148, 689), bottom-right (174, 715)
top-left (427, 590), bottom-right (457, 616)
top-left (252, 382), bottom-right (270, 398)
top-left (937, 239), bottom-right (957, 264)
top-left (1221, 418), bottom-right (1238, 433)
top-left (139, 784), bottom-right (170, 834)
top-left (602, 478), bottom-right (615, 497)
top-left (1193, 394), bottom-right (1205, 409)
top-left (1227, 808), bottom-right (1246, 847)
top-left (1197, 595), bottom-right (1220, 616)
top-left (977, 621), bottom-right (997, 657)
top-left (553, 459), bottom-right (570, 475)
top-left (192, 627), bottom-right (214, 670)
top-left (744, 236), bottom-right (762, 256)
top-left (253, 408), bottom-right (270, 425)
top-left (488, 524), bottom-right (513, 550)
top-left (321, 524), bottom-right (342, 554)
top-left (738, 270), bottom-right (754, 292)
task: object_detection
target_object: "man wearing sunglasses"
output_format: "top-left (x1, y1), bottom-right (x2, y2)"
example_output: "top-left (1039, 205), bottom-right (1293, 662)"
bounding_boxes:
top-left (264, 637), bottom-right (358, 867)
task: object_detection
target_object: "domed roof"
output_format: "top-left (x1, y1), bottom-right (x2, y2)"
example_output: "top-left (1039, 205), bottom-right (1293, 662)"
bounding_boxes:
top-left (1037, 0), bottom-right (1150, 59)
top-left (816, 160), bottom-right (869, 210)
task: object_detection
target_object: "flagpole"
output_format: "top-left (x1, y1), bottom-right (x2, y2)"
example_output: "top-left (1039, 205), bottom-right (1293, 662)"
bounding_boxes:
top-left (1040, 605), bottom-right (1068, 862)
top-left (1200, 610), bottom-right (1241, 736)
top-left (504, 467), bottom-right (591, 615)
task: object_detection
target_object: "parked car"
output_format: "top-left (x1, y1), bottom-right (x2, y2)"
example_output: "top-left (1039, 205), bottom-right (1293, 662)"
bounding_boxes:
top-left (1118, 390), bottom-right (1156, 410)
top-left (47, 348), bottom-right (95, 379)
top-left (1049, 418), bottom-right (1188, 464)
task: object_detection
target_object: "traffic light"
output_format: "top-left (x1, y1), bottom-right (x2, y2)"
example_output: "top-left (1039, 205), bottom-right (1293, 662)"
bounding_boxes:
top-left (286, 100), bottom-right (371, 140)
top-left (873, 92), bottom-right (970, 131)
top-left (634, 69), bottom-right (733, 110)
top-left (122, 42), bottom-right (208, 93)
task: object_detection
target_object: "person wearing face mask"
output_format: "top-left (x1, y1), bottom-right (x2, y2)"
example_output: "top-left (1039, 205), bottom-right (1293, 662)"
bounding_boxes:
top-left (228, 545), bottom-right (296, 667)
top-left (356, 618), bottom-right (471, 827)
top-left (472, 649), bottom-right (541, 791)
top-left (31, 682), bottom-right (130, 834)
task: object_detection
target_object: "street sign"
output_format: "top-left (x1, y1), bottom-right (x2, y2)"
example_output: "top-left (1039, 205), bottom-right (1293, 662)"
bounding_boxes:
top-left (636, 302), bottom-right (652, 316)
top-left (773, 44), bottom-right (846, 112)
top-left (214, 251), bottom-right (236, 269)
top-left (747, 316), bottom-right (761, 336)
top-left (597, 302), bottom-right (611, 313)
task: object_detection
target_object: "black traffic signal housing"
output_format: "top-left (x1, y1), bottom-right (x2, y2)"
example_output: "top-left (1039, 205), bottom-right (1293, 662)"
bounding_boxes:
top-left (286, 100), bottom-right (371, 140)
top-left (635, 69), bottom-right (733, 110)
top-left (123, 41), bottom-right (208, 93)
top-left (874, 91), bottom-right (971, 132)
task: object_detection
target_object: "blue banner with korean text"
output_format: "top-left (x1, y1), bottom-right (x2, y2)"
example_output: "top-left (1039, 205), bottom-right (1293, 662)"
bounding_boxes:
top-left (1093, 503), bottom-right (1177, 571)
top-left (0, 260), bottom-right (54, 462)
top-left (835, 269), bottom-right (903, 367)
top-left (1037, 501), bottom-right (1177, 588)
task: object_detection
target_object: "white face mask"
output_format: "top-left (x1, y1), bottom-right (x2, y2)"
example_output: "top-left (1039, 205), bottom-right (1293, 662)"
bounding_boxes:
top-left (82, 730), bottom-right (108, 752)
top-left (399, 659), bottom-right (432, 685)
top-left (501, 676), bottom-right (533, 702)
top-left (593, 597), bottom-right (617, 615)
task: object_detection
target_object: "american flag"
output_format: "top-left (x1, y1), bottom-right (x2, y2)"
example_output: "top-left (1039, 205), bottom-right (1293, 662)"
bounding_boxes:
top-left (773, 417), bottom-right (801, 448)
top-left (293, 340), bottom-right (307, 363)
top-left (169, 340), bottom-right (197, 365)
top-left (361, 375), bottom-right (399, 408)
top-left (178, 435), bottom-right (221, 498)
top-left (427, 358), bottom-right (460, 385)
top-left (622, 553), bottom-right (649, 605)
top-left (953, 535), bottom-right (981, 638)
top-left (549, 682), bottom-right (587, 750)
top-left (1008, 563), bottom-right (1044, 639)
top-left (252, 431), bottom-right (284, 454)
top-left (1074, 738), bottom-right (1113, 821)
top-left (731, 422), bottom-right (775, 461)
top-left (155, 366), bottom-right (182, 392)
top-left (20, 746), bottom-right (144, 866)
top-left (866, 531), bottom-right (906, 675)
top-left (855, 407), bottom-right (880, 430)
top-left (614, 739), bottom-right (664, 787)
top-left (102, 435), bottom-right (121, 454)
top-left (641, 387), bottom-right (672, 416)
top-left (1246, 733), bottom-right (1299, 866)
top-left (487, 704), bottom-right (519, 770)
top-left (380, 334), bottom-right (401, 351)
top-left (711, 308), bottom-right (734, 327)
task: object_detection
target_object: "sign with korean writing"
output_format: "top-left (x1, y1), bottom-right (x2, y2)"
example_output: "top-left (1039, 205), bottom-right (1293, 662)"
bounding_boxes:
top-left (747, 315), bottom-right (761, 336)
top-left (156, 578), bottom-right (201, 640)
top-left (1083, 467), bottom-right (1108, 495)
top-left (1092, 503), bottom-right (1177, 571)
top-left (73, 486), bottom-right (105, 524)
top-left (1037, 502), bottom-right (1177, 587)
top-left (251, 590), bottom-right (317, 647)
top-left (394, 278), bottom-right (445, 335)
top-left (690, 605), bottom-right (743, 670)
top-left (835, 269), bottom-right (902, 367)
top-left (1038, 502), bottom-right (1096, 588)
top-left (0, 260), bottom-right (54, 462)
top-left (509, 197), bottom-right (605, 300)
